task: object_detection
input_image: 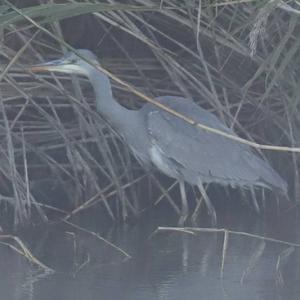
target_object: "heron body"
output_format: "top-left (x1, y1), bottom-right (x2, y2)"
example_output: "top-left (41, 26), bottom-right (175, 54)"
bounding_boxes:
top-left (31, 49), bottom-right (287, 224)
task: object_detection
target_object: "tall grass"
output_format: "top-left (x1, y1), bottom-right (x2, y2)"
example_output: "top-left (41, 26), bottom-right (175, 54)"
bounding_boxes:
top-left (0, 0), bottom-right (299, 226)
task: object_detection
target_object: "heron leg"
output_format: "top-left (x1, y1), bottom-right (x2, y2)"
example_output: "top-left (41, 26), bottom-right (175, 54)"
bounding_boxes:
top-left (261, 188), bottom-right (266, 211)
top-left (178, 181), bottom-right (188, 226)
top-left (197, 181), bottom-right (217, 226)
top-left (191, 196), bottom-right (203, 225)
top-left (192, 183), bottom-right (214, 223)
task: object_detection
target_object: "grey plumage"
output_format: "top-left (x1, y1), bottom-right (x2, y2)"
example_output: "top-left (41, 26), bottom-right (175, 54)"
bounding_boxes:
top-left (31, 49), bottom-right (287, 224)
top-left (143, 96), bottom-right (287, 192)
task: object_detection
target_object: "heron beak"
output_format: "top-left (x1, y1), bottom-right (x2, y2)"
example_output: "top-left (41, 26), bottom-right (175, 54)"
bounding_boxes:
top-left (30, 58), bottom-right (67, 73)
top-left (30, 58), bottom-right (85, 75)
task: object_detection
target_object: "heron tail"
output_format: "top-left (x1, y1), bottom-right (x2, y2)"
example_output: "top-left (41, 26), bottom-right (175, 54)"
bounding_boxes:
top-left (255, 157), bottom-right (288, 196)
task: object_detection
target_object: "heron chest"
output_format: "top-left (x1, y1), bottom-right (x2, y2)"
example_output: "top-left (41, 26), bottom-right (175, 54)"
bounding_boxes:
top-left (149, 144), bottom-right (177, 178)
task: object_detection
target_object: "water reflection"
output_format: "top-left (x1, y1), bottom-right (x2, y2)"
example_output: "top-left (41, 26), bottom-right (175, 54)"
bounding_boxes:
top-left (0, 206), bottom-right (299, 300)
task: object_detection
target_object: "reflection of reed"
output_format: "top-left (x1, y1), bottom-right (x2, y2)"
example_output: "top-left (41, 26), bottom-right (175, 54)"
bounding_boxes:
top-left (154, 226), bottom-right (300, 286)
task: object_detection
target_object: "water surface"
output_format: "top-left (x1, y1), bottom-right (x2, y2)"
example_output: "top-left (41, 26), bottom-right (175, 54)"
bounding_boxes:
top-left (0, 201), bottom-right (299, 300)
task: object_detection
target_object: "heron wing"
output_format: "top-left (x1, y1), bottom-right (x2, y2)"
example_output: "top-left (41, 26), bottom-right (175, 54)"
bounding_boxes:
top-left (146, 96), bottom-right (258, 184)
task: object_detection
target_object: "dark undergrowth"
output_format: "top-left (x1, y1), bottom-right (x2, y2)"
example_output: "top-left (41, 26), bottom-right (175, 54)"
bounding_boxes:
top-left (0, 0), bottom-right (299, 228)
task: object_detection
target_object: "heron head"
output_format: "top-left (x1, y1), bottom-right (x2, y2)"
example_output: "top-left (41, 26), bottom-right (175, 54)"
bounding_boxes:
top-left (30, 49), bottom-right (99, 75)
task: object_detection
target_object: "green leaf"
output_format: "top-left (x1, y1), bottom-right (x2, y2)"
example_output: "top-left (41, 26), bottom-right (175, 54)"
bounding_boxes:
top-left (0, 3), bottom-right (159, 27)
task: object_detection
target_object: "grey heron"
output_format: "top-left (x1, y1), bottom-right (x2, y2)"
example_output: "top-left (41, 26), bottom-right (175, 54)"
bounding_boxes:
top-left (30, 49), bottom-right (287, 224)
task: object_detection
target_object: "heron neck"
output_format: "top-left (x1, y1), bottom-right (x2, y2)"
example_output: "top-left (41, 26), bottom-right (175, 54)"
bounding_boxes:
top-left (86, 67), bottom-right (135, 129)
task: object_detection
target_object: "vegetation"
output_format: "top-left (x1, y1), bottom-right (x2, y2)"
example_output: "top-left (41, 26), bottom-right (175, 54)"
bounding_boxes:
top-left (0, 0), bottom-right (299, 227)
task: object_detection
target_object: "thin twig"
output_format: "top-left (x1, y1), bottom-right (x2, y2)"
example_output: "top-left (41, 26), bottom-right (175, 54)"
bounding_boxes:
top-left (155, 226), bottom-right (300, 248)
top-left (63, 220), bottom-right (131, 259)
top-left (0, 234), bottom-right (54, 272)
